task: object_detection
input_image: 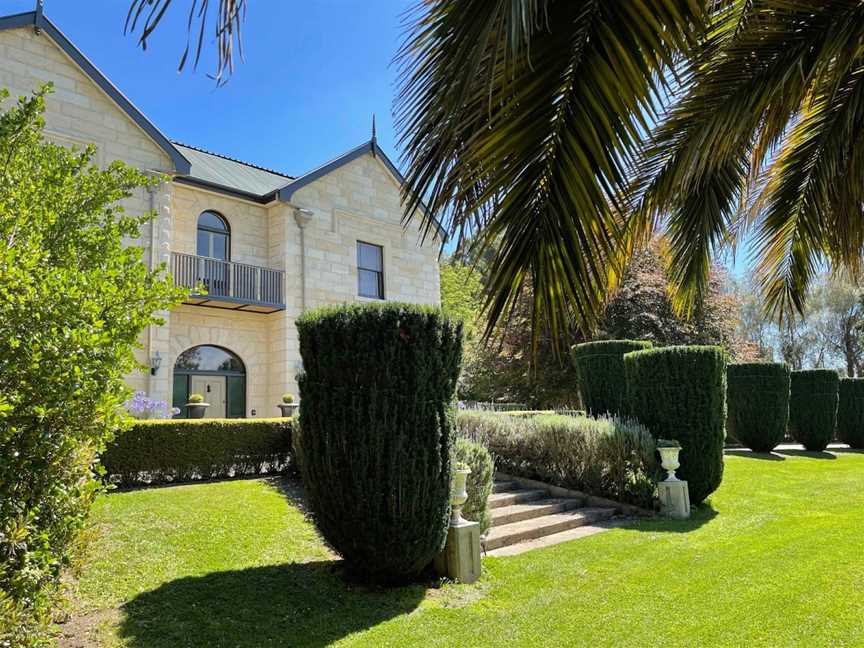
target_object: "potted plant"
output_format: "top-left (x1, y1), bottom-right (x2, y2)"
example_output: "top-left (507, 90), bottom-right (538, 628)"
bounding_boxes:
top-left (277, 393), bottom-right (299, 418)
top-left (450, 462), bottom-right (471, 524)
top-left (185, 393), bottom-right (210, 419)
top-left (657, 439), bottom-right (682, 482)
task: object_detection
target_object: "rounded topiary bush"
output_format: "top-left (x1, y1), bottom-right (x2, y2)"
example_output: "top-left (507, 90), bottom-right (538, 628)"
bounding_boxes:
top-left (571, 340), bottom-right (653, 415)
top-left (726, 363), bottom-right (790, 452)
top-left (624, 345), bottom-right (726, 505)
top-left (788, 370), bottom-right (838, 451)
top-left (295, 303), bottom-right (462, 582)
top-left (838, 378), bottom-right (864, 449)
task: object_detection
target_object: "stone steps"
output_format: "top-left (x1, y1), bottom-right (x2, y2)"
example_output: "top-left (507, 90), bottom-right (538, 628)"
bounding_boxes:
top-left (482, 477), bottom-right (619, 554)
top-left (488, 489), bottom-right (548, 509)
top-left (484, 507), bottom-right (616, 551)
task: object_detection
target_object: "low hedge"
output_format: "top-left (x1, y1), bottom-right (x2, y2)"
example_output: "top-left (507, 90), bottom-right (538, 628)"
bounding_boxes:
top-left (726, 363), bottom-right (790, 452)
top-left (788, 370), bottom-right (838, 451)
top-left (571, 340), bottom-right (653, 416)
top-left (837, 378), bottom-right (864, 448)
top-left (456, 411), bottom-right (658, 509)
top-left (454, 438), bottom-right (494, 534)
top-left (625, 345), bottom-right (726, 505)
top-left (100, 418), bottom-right (294, 486)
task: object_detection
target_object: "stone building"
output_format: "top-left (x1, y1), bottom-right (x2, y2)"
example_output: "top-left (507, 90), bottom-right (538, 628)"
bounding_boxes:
top-left (0, 7), bottom-right (442, 418)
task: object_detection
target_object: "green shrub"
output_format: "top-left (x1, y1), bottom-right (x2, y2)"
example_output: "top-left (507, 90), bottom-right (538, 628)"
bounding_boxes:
top-left (100, 419), bottom-right (293, 487)
top-left (624, 346), bottom-right (726, 505)
top-left (456, 411), bottom-right (658, 508)
top-left (726, 363), bottom-right (790, 452)
top-left (838, 378), bottom-right (864, 449)
top-left (282, 393), bottom-right (295, 404)
top-left (188, 393), bottom-right (205, 403)
top-left (0, 89), bottom-right (184, 645)
top-left (295, 303), bottom-right (462, 582)
top-left (789, 370), bottom-right (839, 451)
top-left (571, 340), bottom-right (653, 415)
top-left (454, 438), bottom-right (494, 534)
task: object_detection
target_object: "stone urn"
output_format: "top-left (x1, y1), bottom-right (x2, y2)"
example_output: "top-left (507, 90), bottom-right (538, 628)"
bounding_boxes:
top-left (277, 403), bottom-right (299, 418)
top-left (185, 397), bottom-right (210, 419)
top-left (450, 466), bottom-right (471, 525)
top-left (658, 444), bottom-right (681, 482)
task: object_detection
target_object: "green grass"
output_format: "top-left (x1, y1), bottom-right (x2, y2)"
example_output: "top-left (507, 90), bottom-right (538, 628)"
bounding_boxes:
top-left (69, 453), bottom-right (864, 647)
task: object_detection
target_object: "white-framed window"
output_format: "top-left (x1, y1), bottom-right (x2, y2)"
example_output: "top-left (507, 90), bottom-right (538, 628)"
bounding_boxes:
top-left (357, 241), bottom-right (384, 299)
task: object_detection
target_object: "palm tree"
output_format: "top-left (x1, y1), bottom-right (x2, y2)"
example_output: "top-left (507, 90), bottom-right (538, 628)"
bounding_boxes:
top-left (128, 1), bottom-right (864, 348)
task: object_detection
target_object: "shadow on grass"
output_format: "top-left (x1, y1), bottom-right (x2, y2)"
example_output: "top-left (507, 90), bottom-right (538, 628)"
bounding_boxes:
top-left (829, 447), bottom-right (864, 455)
top-left (725, 449), bottom-right (786, 461)
top-left (629, 503), bottom-right (718, 534)
top-left (119, 560), bottom-right (427, 648)
top-left (775, 449), bottom-right (837, 460)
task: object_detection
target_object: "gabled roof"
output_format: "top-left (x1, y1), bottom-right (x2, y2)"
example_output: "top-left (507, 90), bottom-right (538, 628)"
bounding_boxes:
top-left (173, 142), bottom-right (293, 199)
top-left (0, 9), bottom-right (190, 174)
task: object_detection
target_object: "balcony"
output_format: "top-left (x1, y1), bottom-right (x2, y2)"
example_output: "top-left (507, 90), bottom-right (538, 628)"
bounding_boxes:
top-left (171, 252), bottom-right (285, 313)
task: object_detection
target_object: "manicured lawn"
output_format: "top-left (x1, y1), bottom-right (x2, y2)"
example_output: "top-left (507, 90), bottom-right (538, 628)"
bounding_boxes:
top-left (66, 452), bottom-right (864, 647)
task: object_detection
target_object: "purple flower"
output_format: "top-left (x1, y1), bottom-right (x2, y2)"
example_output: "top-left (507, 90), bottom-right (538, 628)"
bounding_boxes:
top-left (124, 391), bottom-right (174, 419)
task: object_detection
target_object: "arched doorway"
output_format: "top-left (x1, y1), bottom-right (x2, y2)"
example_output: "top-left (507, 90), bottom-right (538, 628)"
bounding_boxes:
top-left (172, 345), bottom-right (246, 418)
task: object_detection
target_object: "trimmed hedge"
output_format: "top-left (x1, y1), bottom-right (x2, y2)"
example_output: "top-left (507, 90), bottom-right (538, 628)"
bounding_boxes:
top-left (838, 378), bottom-right (864, 449)
top-left (571, 340), bottom-right (653, 415)
top-left (100, 418), bottom-right (293, 486)
top-left (625, 346), bottom-right (726, 505)
top-left (454, 438), bottom-right (494, 534)
top-left (788, 370), bottom-right (839, 451)
top-left (295, 303), bottom-right (462, 583)
top-left (456, 411), bottom-right (658, 508)
top-left (726, 363), bottom-right (790, 452)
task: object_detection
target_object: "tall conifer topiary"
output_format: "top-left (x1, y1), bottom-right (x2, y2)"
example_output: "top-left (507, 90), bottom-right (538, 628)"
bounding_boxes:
top-left (788, 370), bottom-right (838, 451)
top-left (571, 340), bottom-right (652, 415)
top-left (295, 303), bottom-right (462, 582)
top-left (838, 378), bottom-right (864, 449)
top-left (625, 346), bottom-right (726, 505)
top-left (726, 363), bottom-right (790, 452)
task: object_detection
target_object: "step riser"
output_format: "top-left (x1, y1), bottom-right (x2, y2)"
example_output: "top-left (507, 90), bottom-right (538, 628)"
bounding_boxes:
top-left (491, 500), bottom-right (583, 527)
top-left (484, 510), bottom-right (615, 551)
top-left (492, 481), bottom-right (517, 493)
top-left (488, 490), bottom-right (547, 509)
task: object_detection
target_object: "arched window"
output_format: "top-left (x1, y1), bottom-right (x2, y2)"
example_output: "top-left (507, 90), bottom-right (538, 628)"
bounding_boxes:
top-left (197, 210), bottom-right (230, 261)
top-left (173, 345), bottom-right (246, 418)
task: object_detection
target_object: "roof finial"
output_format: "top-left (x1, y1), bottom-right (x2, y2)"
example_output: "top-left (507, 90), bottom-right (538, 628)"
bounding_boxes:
top-left (371, 113), bottom-right (377, 157)
top-left (34, 0), bottom-right (44, 35)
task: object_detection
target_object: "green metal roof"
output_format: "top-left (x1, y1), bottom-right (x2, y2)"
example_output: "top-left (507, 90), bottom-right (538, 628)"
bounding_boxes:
top-left (173, 143), bottom-right (293, 199)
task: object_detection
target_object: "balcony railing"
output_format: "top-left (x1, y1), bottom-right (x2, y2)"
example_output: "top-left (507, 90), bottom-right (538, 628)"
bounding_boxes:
top-left (171, 252), bottom-right (285, 313)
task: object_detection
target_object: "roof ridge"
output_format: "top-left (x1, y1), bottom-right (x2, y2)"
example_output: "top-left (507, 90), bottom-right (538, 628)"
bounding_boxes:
top-left (173, 141), bottom-right (294, 179)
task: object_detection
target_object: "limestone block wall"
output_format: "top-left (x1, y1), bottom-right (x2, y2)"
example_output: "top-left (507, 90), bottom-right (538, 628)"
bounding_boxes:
top-left (168, 305), bottom-right (275, 417)
top-left (291, 154), bottom-right (441, 308)
top-left (172, 184), bottom-right (270, 267)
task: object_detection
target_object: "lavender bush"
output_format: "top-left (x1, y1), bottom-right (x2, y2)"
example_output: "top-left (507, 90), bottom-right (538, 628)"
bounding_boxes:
top-left (124, 391), bottom-right (179, 419)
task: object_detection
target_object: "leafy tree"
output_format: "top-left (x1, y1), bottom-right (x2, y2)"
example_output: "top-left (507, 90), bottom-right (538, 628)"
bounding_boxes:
top-left (0, 87), bottom-right (184, 645)
top-left (600, 240), bottom-right (755, 361)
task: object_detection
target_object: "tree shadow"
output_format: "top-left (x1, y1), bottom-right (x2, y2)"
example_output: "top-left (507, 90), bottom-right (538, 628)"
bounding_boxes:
top-left (829, 447), bottom-right (864, 455)
top-left (118, 560), bottom-right (428, 648)
top-left (724, 449), bottom-right (786, 461)
top-left (775, 449), bottom-right (837, 460)
top-left (263, 474), bottom-right (313, 516)
top-left (629, 503), bottom-right (718, 534)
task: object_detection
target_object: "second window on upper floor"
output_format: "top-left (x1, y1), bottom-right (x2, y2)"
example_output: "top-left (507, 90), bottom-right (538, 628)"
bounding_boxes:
top-left (197, 210), bottom-right (230, 261)
top-left (357, 241), bottom-right (384, 299)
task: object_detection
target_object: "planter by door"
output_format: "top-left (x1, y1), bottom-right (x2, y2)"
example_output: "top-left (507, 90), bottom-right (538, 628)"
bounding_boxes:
top-left (186, 402), bottom-right (210, 419)
top-left (278, 403), bottom-right (299, 418)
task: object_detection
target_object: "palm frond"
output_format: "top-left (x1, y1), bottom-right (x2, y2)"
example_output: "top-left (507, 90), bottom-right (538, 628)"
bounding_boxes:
top-left (396, 0), bottom-right (706, 351)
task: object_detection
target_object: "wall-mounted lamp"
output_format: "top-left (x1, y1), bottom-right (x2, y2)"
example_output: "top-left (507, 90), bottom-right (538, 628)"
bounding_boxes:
top-left (150, 351), bottom-right (162, 376)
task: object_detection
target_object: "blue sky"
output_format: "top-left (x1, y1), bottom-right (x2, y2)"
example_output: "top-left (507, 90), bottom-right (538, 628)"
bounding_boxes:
top-left (8, 0), bottom-right (410, 177)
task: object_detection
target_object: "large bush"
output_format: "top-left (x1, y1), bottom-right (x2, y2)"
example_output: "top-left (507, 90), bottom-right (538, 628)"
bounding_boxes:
top-left (0, 88), bottom-right (184, 645)
top-left (454, 438), bottom-right (494, 534)
top-left (789, 370), bottom-right (839, 451)
top-left (571, 340), bottom-right (653, 415)
top-left (456, 411), bottom-right (658, 508)
top-left (838, 378), bottom-right (864, 449)
top-left (100, 419), bottom-right (293, 487)
top-left (726, 363), bottom-right (790, 452)
top-left (295, 303), bottom-right (462, 582)
top-left (624, 346), bottom-right (726, 505)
